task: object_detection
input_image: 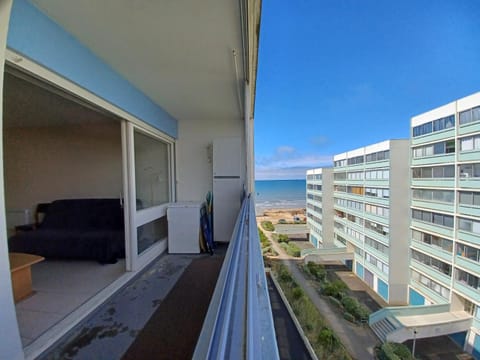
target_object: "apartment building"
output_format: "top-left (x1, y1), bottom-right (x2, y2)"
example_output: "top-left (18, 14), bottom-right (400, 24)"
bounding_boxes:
top-left (306, 168), bottom-right (334, 248)
top-left (409, 92), bottom-right (480, 356)
top-left (329, 140), bottom-right (410, 305)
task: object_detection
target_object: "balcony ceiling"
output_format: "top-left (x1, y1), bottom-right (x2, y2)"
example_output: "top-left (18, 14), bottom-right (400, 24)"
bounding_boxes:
top-left (29, 0), bottom-right (246, 123)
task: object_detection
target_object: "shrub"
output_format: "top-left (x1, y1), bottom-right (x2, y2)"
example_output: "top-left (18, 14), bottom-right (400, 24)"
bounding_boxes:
top-left (258, 228), bottom-right (268, 241)
top-left (317, 327), bottom-right (339, 353)
top-left (322, 280), bottom-right (348, 299)
top-left (292, 287), bottom-right (304, 300)
top-left (277, 265), bottom-right (293, 283)
top-left (278, 234), bottom-right (289, 243)
top-left (287, 244), bottom-right (301, 257)
top-left (273, 264), bottom-right (351, 360)
top-left (341, 296), bottom-right (358, 313)
top-left (377, 342), bottom-right (413, 360)
top-left (328, 296), bottom-right (342, 308)
top-left (343, 312), bottom-right (355, 323)
top-left (261, 221), bottom-right (274, 231)
top-left (306, 262), bottom-right (326, 281)
top-left (389, 343), bottom-right (413, 359)
top-left (340, 296), bottom-right (370, 321)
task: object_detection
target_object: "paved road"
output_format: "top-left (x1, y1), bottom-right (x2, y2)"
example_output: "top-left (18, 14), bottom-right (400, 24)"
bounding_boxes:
top-left (259, 223), bottom-right (379, 360)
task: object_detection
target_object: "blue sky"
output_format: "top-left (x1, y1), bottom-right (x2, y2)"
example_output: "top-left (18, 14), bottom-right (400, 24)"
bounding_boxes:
top-left (254, 0), bottom-right (480, 180)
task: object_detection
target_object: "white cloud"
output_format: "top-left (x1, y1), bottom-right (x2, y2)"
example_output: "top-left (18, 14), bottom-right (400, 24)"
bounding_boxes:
top-left (276, 145), bottom-right (296, 154)
top-left (255, 147), bottom-right (332, 180)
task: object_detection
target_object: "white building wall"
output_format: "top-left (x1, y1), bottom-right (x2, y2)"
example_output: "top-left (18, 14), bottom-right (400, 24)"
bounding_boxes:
top-left (321, 168), bottom-right (334, 247)
top-left (388, 139), bottom-right (411, 305)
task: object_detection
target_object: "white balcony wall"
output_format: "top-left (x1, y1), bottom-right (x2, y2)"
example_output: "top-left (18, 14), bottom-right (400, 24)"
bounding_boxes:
top-left (176, 118), bottom-right (246, 202)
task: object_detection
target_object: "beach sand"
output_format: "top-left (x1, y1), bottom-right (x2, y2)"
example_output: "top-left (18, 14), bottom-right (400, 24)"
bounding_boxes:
top-left (256, 208), bottom-right (306, 224)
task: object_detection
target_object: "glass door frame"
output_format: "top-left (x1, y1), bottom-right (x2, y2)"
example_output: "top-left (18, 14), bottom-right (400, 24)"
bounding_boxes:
top-left (122, 121), bottom-right (175, 271)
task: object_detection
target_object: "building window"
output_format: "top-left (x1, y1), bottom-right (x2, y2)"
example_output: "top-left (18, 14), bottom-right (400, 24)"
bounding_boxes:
top-left (335, 234), bottom-right (347, 245)
top-left (335, 198), bottom-right (364, 212)
top-left (307, 184), bottom-right (322, 191)
top-left (458, 217), bottom-right (480, 234)
top-left (334, 159), bottom-right (347, 167)
top-left (456, 243), bottom-right (480, 263)
top-left (411, 270), bottom-right (450, 299)
top-left (412, 209), bottom-right (454, 228)
top-left (412, 140), bottom-right (455, 158)
top-left (459, 106), bottom-right (480, 125)
top-left (348, 186), bottom-right (365, 195)
top-left (365, 203), bottom-right (389, 218)
top-left (411, 249), bottom-right (452, 276)
top-left (365, 168), bottom-right (390, 180)
top-left (346, 226), bottom-right (364, 242)
top-left (347, 155), bottom-right (364, 165)
top-left (413, 115), bottom-right (454, 137)
top-left (459, 163), bottom-right (480, 178)
top-left (334, 171), bottom-right (346, 180)
top-left (365, 236), bottom-right (389, 254)
top-left (365, 252), bottom-right (389, 275)
top-left (365, 220), bottom-right (389, 236)
top-left (365, 150), bottom-right (390, 163)
top-left (459, 191), bottom-right (480, 207)
top-left (456, 269), bottom-right (480, 291)
top-left (347, 171), bottom-right (364, 180)
top-left (412, 189), bottom-right (454, 203)
top-left (354, 246), bottom-right (364, 256)
top-left (460, 135), bottom-right (480, 152)
top-left (346, 213), bottom-right (364, 226)
top-left (412, 229), bottom-right (453, 252)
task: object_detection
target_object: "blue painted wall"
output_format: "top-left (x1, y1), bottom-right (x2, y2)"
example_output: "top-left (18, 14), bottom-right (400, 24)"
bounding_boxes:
top-left (409, 288), bottom-right (425, 306)
top-left (344, 259), bottom-right (353, 271)
top-left (7, 0), bottom-right (177, 138)
top-left (473, 333), bottom-right (480, 360)
top-left (310, 234), bottom-right (318, 248)
top-left (449, 331), bottom-right (467, 349)
top-left (356, 262), bottom-right (364, 279)
top-left (377, 278), bottom-right (389, 301)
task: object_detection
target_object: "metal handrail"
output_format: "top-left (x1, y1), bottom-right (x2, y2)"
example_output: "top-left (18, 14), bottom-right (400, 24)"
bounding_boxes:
top-left (193, 195), bottom-right (279, 359)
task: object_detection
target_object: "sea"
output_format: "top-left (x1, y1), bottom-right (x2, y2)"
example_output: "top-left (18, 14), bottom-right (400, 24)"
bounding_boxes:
top-left (254, 179), bottom-right (306, 213)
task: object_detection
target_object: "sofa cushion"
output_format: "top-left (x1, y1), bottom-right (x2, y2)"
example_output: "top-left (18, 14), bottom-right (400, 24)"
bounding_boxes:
top-left (41, 199), bottom-right (124, 231)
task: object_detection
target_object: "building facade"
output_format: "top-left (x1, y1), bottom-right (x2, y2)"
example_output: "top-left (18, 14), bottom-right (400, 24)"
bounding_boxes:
top-left (331, 140), bottom-right (411, 305)
top-left (409, 92), bottom-right (480, 356)
top-left (306, 140), bottom-right (411, 305)
top-left (306, 168), bottom-right (334, 248)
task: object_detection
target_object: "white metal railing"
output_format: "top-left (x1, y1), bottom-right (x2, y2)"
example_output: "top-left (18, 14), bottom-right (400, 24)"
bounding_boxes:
top-left (193, 195), bottom-right (279, 359)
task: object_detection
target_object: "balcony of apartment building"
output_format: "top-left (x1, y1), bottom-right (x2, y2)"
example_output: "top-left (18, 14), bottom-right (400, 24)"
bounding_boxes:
top-left (0, 1), bottom-right (283, 359)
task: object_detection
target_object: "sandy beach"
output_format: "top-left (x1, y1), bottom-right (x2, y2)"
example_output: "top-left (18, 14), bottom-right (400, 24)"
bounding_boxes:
top-left (256, 208), bottom-right (306, 224)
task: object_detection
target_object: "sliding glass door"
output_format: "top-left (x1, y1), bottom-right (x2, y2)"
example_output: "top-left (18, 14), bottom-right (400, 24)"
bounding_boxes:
top-left (123, 122), bottom-right (174, 270)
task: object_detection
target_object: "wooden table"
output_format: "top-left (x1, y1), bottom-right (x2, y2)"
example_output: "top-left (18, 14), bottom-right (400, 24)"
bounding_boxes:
top-left (9, 252), bottom-right (44, 303)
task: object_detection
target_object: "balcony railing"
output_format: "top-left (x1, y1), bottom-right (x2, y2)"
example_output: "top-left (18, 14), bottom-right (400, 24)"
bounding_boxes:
top-left (193, 195), bottom-right (279, 359)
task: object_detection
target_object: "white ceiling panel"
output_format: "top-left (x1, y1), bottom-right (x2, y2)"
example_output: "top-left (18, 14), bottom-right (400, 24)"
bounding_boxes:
top-left (30, 0), bottom-right (245, 123)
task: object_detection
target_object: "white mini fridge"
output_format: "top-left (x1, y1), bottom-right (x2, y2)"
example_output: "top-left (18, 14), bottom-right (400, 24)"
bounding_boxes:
top-left (167, 201), bottom-right (203, 254)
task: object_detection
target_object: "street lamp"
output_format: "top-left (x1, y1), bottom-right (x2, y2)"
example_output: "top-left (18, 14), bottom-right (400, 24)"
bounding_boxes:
top-left (412, 328), bottom-right (417, 357)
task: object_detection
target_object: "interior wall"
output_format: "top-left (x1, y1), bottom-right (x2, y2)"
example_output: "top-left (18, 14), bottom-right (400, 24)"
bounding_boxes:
top-left (176, 118), bottom-right (245, 202)
top-left (4, 121), bottom-right (122, 225)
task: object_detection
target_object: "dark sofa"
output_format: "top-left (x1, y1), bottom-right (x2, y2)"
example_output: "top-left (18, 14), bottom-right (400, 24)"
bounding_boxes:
top-left (8, 199), bottom-right (125, 264)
